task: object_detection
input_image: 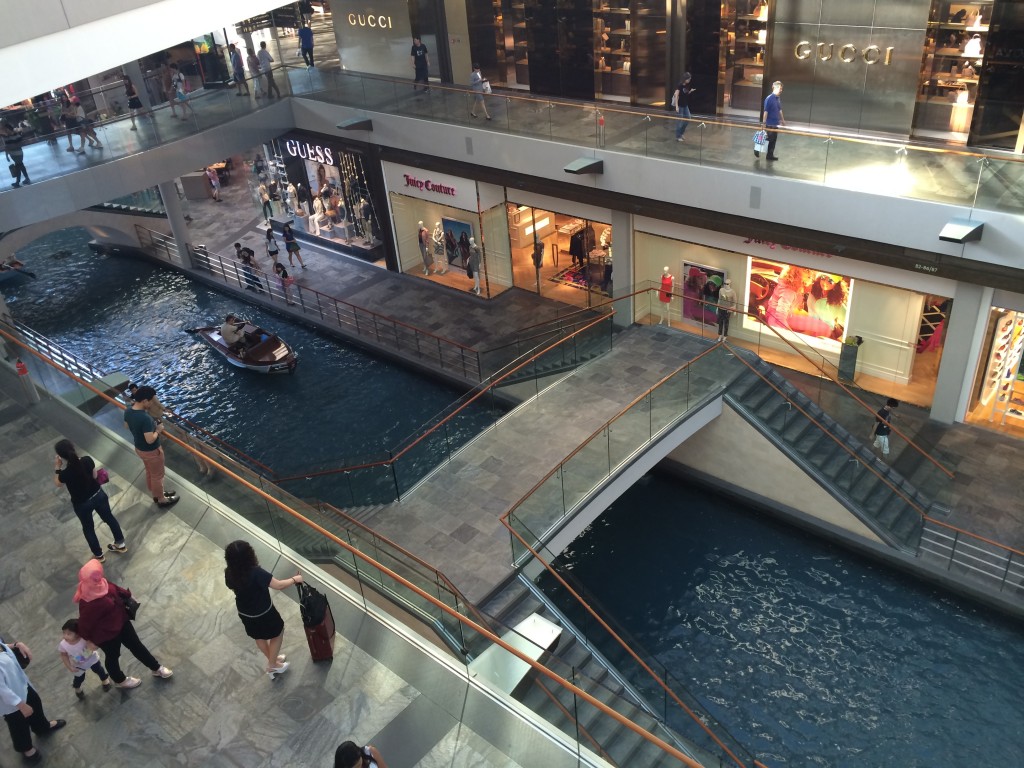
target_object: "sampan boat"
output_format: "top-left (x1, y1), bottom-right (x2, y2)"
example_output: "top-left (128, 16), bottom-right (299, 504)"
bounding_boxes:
top-left (191, 320), bottom-right (298, 374)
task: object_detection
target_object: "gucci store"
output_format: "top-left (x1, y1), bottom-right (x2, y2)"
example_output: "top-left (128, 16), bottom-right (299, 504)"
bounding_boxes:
top-left (632, 219), bottom-right (956, 408)
top-left (333, 0), bottom-right (1024, 148)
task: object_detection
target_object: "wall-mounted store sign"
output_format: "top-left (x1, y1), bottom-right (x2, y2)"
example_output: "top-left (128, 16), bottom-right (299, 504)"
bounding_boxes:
top-left (347, 12), bottom-right (393, 28)
top-left (794, 42), bottom-right (894, 65)
top-left (283, 139), bottom-right (334, 166)
top-left (382, 160), bottom-right (478, 211)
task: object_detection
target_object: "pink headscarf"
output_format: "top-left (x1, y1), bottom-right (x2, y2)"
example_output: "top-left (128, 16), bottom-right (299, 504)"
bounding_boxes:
top-left (74, 559), bottom-right (109, 603)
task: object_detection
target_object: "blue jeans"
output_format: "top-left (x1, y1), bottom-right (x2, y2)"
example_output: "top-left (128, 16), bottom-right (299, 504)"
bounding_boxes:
top-left (675, 106), bottom-right (691, 139)
top-left (73, 488), bottom-right (124, 557)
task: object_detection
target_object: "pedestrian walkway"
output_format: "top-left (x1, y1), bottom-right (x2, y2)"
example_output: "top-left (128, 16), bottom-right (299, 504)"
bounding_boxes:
top-left (0, 372), bottom-right (557, 768)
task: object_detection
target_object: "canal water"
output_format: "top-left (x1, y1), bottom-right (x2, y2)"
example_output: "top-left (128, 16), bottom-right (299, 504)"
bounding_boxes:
top-left (7, 227), bottom-right (494, 500)
top-left (542, 473), bottom-right (1024, 767)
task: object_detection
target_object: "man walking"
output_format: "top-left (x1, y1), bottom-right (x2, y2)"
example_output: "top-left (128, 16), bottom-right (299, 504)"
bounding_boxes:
top-left (258, 41), bottom-right (282, 98)
top-left (298, 23), bottom-right (315, 68)
top-left (758, 80), bottom-right (784, 161)
top-left (872, 398), bottom-right (900, 458)
top-left (671, 72), bottom-right (695, 142)
top-left (229, 43), bottom-right (249, 95)
top-left (124, 386), bottom-right (179, 508)
top-left (411, 37), bottom-right (430, 91)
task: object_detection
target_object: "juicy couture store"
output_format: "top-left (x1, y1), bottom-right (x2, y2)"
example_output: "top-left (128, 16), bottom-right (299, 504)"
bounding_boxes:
top-left (632, 219), bottom-right (955, 408)
top-left (381, 161), bottom-right (511, 297)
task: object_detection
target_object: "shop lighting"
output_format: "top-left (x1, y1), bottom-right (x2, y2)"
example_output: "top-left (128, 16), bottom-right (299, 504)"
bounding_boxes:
top-left (337, 118), bottom-right (373, 132)
top-left (564, 157), bottom-right (604, 175)
top-left (939, 218), bottom-right (984, 244)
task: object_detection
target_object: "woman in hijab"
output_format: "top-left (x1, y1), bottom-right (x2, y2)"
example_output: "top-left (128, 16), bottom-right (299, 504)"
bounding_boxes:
top-left (74, 560), bottom-right (172, 689)
top-left (224, 540), bottom-right (303, 678)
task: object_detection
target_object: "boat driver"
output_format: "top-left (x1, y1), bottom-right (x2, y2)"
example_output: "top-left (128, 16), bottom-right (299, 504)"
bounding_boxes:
top-left (220, 314), bottom-right (247, 352)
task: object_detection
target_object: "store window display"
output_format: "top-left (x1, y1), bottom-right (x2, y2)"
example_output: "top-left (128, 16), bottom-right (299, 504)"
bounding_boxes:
top-left (431, 222), bottom-right (448, 274)
top-left (748, 259), bottom-right (849, 341)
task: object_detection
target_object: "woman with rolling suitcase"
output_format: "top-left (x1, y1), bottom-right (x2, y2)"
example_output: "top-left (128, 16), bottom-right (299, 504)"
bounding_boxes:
top-left (224, 540), bottom-right (303, 679)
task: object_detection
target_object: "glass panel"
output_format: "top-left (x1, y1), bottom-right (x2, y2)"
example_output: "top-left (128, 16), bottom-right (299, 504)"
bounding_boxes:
top-left (559, 428), bottom-right (610, 513)
top-left (607, 394), bottom-right (651, 469)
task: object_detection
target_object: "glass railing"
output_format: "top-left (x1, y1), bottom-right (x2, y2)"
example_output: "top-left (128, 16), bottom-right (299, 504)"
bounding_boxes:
top-left (283, 68), bottom-right (1024, 218)
top-left (8, 61), bottom-right (1024, 223)
top-left (1, 325), bottom-right (706, 768)
top-left (505, 345), bottom-right (745, 557)
top-left (633, 279), bottom-right (955, 514)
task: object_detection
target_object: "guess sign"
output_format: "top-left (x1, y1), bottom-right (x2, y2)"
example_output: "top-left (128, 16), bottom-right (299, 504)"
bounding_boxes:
top-left (284, 139), bottom-right (335, 166)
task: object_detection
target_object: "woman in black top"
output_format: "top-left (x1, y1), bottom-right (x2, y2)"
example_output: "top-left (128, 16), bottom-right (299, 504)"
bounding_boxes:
top-left (224, 540), bottom-right (303, 678)
top-left (53, 439), bottom-right (126, 562)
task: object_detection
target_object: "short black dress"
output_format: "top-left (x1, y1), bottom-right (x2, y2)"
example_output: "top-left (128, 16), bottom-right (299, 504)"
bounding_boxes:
top-left (231, 566), bottom-right (284, 640)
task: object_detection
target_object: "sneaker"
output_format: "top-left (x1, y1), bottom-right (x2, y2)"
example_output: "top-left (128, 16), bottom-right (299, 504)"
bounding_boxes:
top-left (76, 148), bottom-right (85, 154)
top-left (276, 654), bottom-right (286, 664)
top-left (11, 182), bottom-right (19, 188)
top-left (164, 490), bottom-right (178, 498)
top-left (92, 553), bottom-right (105, 563)
top-left (107, 542), bottom-right (128, 554)
top-left (130, 126), bottom-right (137, 130)
top-left (676, 136), bottom-right (685, 142)
top-left (101, 680), bottom-right (112, 691)
top-left (152, 666), bottom-right (173, 679)
top-left (155, 496), bottom-right (180, 508)
top-left (66, 147), bottom-right (75, 153)
top-left (75, 689), bottom-right (85, 700)
top-left (118, 677), bottom-right (141, 689)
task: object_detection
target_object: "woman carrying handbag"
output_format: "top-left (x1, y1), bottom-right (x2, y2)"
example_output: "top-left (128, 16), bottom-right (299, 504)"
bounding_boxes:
top-left (54, 439), bottom-right (127, 562)
top-left (74, 560), bottom-right (173, 689)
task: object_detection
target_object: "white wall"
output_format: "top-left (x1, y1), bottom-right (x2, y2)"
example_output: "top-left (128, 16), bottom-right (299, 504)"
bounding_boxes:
top-left (0, 0), bottom-right (284, 106)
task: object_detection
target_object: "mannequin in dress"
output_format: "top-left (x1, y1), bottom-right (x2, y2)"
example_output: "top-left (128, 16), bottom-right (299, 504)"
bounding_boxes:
top-left (417, 221), bottom-right (433, 275)
top-left (468, 237), bottom-right (483, 295)
top-left (286, 183), bottom-right (297, 216)
top-left (659, 266), bottom-right (674, 325)
top-left (431, 222), bottom-right (447, 274)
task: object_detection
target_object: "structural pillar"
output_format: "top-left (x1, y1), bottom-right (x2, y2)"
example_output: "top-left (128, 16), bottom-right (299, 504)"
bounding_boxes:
top-left (610, 209), bottom-right (633, 330)
top-left (159, 180), bottom-right (193, 266)
top-left (930, 282), bottom-right (992, 424)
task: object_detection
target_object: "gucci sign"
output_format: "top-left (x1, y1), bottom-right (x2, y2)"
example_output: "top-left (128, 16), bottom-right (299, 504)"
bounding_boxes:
top-left (795, 41), bottom-right (894, 65)
top-left (347, 13), bottom-right (393, 28)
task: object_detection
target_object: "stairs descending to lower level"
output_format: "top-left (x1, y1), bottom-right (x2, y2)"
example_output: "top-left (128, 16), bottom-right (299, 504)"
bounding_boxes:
top-left (474, 576), bottom-right (690, 768)
top-left (725, 357), bottom-right (927, 552)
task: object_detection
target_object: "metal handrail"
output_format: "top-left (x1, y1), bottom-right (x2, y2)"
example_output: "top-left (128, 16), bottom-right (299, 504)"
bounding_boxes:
top-left (664, 283), bottom-right (955, 481)
top-left (1, 327), bottom-right (704, 768)
top-left (725, 345), bottom-right (933, 521)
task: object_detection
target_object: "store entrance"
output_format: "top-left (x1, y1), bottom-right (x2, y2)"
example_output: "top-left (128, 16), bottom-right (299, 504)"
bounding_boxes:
top-left (966, 307), bottom-right (1024, 437)
top-left (507, 203), bottom-right (612, 309)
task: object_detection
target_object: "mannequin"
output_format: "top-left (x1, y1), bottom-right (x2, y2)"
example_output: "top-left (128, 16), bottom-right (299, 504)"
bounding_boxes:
top-left (431, 222), bottom-right (447, 274)
top-left (359, 198), bottom-right (371, 243)
top-left (286, 183), bottom-right (297, 215)
top-left (716, 277), bottom-right (738, 340)
top-left (310, 195), bottom-right (324, 236)
top-left (659, 266), bottom-right (674, 325)
top-left (467, 237), bottom-right (483, 295)
top-left (417, 221), bottom-right (433, 275)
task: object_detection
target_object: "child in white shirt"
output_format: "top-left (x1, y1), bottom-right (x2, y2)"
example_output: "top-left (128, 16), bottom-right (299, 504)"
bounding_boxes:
top-left (58, 619), bottom-right (111, 699)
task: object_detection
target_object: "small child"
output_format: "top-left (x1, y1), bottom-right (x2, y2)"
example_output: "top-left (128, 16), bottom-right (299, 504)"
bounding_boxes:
top-left (58, 619), bottom-right (111, 699)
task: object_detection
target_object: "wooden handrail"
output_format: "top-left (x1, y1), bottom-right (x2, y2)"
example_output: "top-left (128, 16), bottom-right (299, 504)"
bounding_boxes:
top-left (649, 281), bottom-right (955, 481)
top-left (273, 311), bottom-right (613, 483)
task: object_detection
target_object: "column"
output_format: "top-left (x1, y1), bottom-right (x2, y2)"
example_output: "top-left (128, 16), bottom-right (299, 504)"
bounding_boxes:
top-left (930, 282), bottom-right (992, 424)
top-left (159, 180), bottom-right (193, 267)
top-left (609, 209), bottom-right (632, 330)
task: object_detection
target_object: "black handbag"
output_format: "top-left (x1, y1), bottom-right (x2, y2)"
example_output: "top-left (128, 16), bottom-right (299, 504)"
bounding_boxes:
top-left (296, 582), bottom-right (328, 627)
top-left (8, 163), bottom-right (16, 178)
top-left (121, 590), bottom-right (141, 621)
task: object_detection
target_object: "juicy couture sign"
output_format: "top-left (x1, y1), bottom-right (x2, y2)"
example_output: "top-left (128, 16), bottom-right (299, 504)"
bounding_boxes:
top-left (284, 139), bottom-right (334, 166)
top-left (403, 174), bottom-right (456, 197)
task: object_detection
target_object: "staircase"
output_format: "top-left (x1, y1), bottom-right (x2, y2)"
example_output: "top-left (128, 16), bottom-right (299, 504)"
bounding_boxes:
top-left (725, 354), bottom-right (927, 552)
top-left (476, 577), bottom-right (696, 768)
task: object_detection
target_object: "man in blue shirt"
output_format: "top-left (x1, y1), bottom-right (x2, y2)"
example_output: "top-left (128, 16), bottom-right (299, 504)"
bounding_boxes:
top-left (299, 23), bottom-right (314, 68)
top-left (124, 386), bottom-right (179, 507)
top-left (758, 80), bottom-right (785, 161)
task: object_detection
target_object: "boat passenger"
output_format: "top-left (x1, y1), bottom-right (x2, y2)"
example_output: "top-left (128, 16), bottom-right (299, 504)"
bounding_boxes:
top-left (220, 314), bottom-right (246, 352)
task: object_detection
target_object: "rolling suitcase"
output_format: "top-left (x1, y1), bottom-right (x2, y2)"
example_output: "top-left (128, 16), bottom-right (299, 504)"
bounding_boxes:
top-left (298, 582), bottom-right (335, 661)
